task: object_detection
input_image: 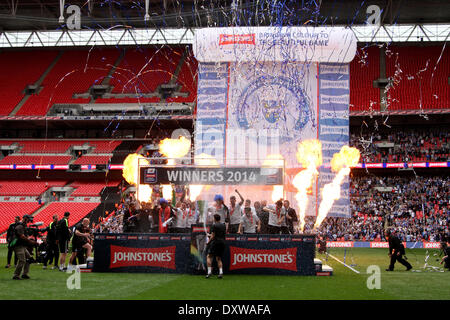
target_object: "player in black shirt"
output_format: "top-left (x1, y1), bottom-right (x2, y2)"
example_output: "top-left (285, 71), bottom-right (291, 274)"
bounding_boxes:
top-left (42, 215), bottom-right (59, 269)
top-left (67, 218), bottom-right (92, 270)
top-left (385, 230), bottom-right (412, 271)
top-left (206, 214), bottom-right (226, 279)
top-left (57, 212), bottom-right (71, 271)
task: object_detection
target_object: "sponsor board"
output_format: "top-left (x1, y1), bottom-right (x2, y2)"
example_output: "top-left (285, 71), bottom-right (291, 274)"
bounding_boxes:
top-left (229, 247), bottom-right (297, 271)
top-left (423, 242), bottom-right (441, 249)
top-left (326, 241), bottom-right (353, 248)
top-left (110, 245), bottom-right (176, 269)
top-left (370, 242), bottom-right (389, 248)
top-left (93, 233), bottom-right (191, 273)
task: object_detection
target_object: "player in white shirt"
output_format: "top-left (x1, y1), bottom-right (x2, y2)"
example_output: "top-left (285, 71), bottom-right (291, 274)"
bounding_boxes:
top-left (238, 207), bottom-right (261, 234)
top-left (228, 189), bottom-right (244, 234)
top-left (173, 201), bottom-right (188, 233)
top-left (263, 199), bottom-right (286, 234)
top-left (185, 201), bottom-right (199, 231)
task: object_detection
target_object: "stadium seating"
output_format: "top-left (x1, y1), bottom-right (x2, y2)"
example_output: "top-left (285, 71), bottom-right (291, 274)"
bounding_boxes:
top-left (0, 155), bottom-right (72, 165)
top-left (0, 202), bottom-right (42, 233)
top-left (0, 180), bottom-right (66, 196)
top-left (89, 141), bottom-right (121, 153)
top-left (73, 155), bottom-right (112, 165)
top-left (70, 181), bottom-right (119, 196)
top-left (16, 49), bottom-right (119, 115)
top-left (0, 50), bottom-right (59, 116)
top-left (385, 46), bottom-right (450, 110)
top-left (95, 47), bottom-right (183, 103)
top-left (350, 46), bottom-right (380, 112)
top-left (14, 140), bottom-right (85, 154)
top-left (32, 202), bottom-right (100, 227)
top-left (166, 51), bottom-right (198, 103)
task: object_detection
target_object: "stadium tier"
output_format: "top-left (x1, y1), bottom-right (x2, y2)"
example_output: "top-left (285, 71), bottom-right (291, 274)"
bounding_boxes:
top-left (166, 51), bottom-right (198, 103)
top-left (32, 202), bottom-right (100, 227)
top-left (0, 202), bottom-right (42, 234)
top-left (386, 45), bottom-right (450, 110)
top-left (70, 181), bottom-right (120, 196)
top-left (0, 140), bottom-right (130, 165)
top-left (16, 49), bottom-right (119, 115)
top-left (0, 155), bottom-right (72, 165)
top-left (89, 141), bottom-right (122, 153)
top-left (94, 46), bottom-right (184, 103)
top-left (350, 46), bottom-right (381, 112)
top-left (0, 50), bottom-right (59, 116)
top-left (0, 45), bottom-right (447, 116)
top-left (0, 180), bottom-right (66, 196)
top-left (13, 140), bottom-right (85, 154)
top-left (73, 155), bottom-right (113, 165)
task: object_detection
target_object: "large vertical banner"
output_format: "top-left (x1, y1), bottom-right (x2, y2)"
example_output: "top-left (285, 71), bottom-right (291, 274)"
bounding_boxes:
top-left (194, 62), bottom-right (229, 164)
top-left (318, 64), bottom-right (351, 217)
top-left (194, 27), bottom-right (356, 218)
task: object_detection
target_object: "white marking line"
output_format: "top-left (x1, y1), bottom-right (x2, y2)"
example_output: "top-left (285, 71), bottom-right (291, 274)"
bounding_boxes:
top-left (327, 253), bottom-right (360, 274)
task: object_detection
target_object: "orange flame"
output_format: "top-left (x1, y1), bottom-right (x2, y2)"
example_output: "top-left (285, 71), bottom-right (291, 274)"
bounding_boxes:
top-left (292, 140), bottom-right (322, 232)
top-left (314, 146), bottom-right (360, 230)
top-left (158, 136), bottom-right (192, 200)
top-left (330, 145), bottom-right (360, 173)
top-left (159, 136), bottom-right (191, 161)
top-left (122, 153), bottom-right (152, 203)
top-left (262, 154), bottom-right (284, 202)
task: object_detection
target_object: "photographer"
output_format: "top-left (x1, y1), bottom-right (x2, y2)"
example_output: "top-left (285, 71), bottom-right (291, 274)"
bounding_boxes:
top-left (11, 215), bottom-right (38, 280)
top-left (5, 216), bottom-right (20, 268)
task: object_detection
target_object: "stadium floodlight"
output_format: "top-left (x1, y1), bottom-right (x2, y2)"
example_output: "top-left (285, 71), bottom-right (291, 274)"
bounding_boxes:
top-left (0, 24), bottom-right (448, 48)
top-left (145, 0), bottom-right (150, 21)
top-left (58, 0), bottom-right (65, 24)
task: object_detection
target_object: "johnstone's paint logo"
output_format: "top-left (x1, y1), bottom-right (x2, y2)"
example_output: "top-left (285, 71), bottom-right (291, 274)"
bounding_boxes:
top-left (229, 246), bottom-right (297, 271)
top-left (110, 245), bottom-right (176, 269)
top-left (370, 242), bottom-right (389, 248)
top-left (236, 76), bottom-right (311, 143)
top-left (423, 242), bottom-right (441, 249)
top-left (219, 34), bottom-right (256, 45)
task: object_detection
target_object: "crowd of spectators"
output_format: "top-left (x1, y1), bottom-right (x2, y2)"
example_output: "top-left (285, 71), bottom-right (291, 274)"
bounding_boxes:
top-left (311, 174), bottom-right (449, 242)
top-left (350, 128), bottom-right (449, 163)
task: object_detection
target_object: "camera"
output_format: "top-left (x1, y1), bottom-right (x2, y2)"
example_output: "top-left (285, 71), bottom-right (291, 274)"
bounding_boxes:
top-left (26, 225), bottom-right (43, 238)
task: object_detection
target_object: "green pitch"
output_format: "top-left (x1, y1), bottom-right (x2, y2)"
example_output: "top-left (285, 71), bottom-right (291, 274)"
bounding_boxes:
top-left (0, 244), bottom-right (448, 300)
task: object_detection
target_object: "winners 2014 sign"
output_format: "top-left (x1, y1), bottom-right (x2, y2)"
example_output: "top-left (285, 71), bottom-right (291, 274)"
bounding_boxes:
top-left (140, 167), bottom-right (283, 185)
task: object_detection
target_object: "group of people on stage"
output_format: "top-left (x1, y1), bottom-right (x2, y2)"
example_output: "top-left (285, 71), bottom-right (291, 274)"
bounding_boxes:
top-left (5, 212), bottom-right (93, 280)
top-left (111, 189), bottom-right (299, 235)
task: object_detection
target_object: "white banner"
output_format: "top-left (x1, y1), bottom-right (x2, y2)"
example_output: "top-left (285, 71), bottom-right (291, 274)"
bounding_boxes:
top-left (194, 26), bottom-right (357, 63)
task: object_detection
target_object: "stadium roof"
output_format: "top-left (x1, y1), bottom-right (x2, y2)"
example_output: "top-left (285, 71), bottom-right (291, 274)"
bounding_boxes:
top-left (0, 23), bottom-right (448, 49)
top-left (0, 0), bottom-right (449, 31)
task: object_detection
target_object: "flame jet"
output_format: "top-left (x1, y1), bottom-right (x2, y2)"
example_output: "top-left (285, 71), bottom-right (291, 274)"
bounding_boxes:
top-left (313, 146), bottom-right (360, 230)
top-left (122, 153), bottom-right (152, 203)
top-left (158, 136), bottom-right (192, 201)
top-left (292, 140), bottom-right (323, 233)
